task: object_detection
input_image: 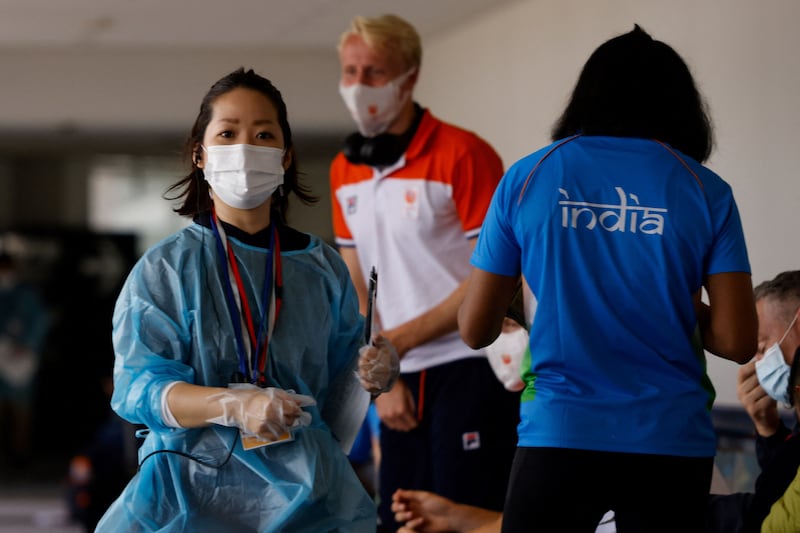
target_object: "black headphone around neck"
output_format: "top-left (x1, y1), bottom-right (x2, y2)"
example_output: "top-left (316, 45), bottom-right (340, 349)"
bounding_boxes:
top-left (343, 104), bottom-right (424, 167)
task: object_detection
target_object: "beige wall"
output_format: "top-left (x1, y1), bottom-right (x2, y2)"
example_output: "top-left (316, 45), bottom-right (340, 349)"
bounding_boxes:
top-left (0, 47), bottom-right (349, 135)
top-left (418, 0), bottom-right (800, 405)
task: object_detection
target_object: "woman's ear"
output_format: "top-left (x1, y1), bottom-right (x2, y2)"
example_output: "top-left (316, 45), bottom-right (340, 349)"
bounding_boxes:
top-left (282, 147), bottom-right (293, 171)
top-left (193, 144), bottom-right (204, 169)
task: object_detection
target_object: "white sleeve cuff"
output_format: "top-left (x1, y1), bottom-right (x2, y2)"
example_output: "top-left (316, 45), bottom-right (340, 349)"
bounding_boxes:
top-left (160, 381), bottom-right (183, 428)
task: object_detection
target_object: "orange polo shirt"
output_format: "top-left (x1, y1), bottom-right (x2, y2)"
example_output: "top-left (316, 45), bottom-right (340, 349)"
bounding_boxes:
top-left (330, 109), bottom-right (503, 372)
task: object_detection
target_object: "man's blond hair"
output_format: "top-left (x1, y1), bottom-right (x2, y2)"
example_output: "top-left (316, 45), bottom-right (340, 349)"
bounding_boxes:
top-left (338, 14), bottom-right (422, 71)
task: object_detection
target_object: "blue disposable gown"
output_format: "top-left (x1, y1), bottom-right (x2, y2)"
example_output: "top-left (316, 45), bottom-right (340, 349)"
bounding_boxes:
top-left (95, 222), bottom-right (376, 532)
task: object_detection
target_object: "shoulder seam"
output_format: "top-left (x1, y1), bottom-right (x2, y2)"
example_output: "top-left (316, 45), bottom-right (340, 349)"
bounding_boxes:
top-left (653, 140), bottom-right (704, 189)
top-left (517, 135), bottom-right (581, 205)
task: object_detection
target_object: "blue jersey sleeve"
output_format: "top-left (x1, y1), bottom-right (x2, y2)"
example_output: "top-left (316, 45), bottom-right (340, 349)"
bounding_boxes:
top-left (706, 191), bottom-right (750, 275)
top-left (692, 164), bottom-right (751, 276)
top-left (471, 163), bottom-right (525, 277)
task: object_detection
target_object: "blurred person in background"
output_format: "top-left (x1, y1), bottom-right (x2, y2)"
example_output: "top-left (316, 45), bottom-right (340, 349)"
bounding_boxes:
top-left (0, 251), bottom-right (49, 470)
top-left (707, 270), bottom-right (800, 532)
top-left (756, 343), bottom-right (800, 532)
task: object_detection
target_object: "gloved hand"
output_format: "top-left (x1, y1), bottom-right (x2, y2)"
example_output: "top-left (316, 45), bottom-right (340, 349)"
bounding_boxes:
top-left (358, 335), bottom-right (400, 395)
top-left (206, 385), bottom-right (316, 441)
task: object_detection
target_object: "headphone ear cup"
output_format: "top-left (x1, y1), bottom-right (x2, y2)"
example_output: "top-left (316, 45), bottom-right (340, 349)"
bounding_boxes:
top-left (362, 135), bottom-right (402, 166)
top-left (343, 132), bottom-right (366, 164)
top-left (342, 131), bottom-right (404, 166)
top-left (342, 105), bottom-right (424, 167)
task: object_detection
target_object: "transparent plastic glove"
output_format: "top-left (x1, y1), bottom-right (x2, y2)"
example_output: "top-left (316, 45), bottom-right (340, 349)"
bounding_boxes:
top-left (358, 335), bottom-right (400, 395)
top-left (206, 385), bottom-right (316, 441)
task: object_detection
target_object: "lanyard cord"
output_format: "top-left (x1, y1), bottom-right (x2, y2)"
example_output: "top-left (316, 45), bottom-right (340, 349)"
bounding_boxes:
top-left (210, 208), bottom-right (281, 385)
top-left (260, 227), bottom-right (282, 381)
top-left (210, 209), bottom-right (249, 380)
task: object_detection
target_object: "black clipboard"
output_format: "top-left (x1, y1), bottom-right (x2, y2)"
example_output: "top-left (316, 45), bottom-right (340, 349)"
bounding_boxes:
top-left (364, 267), bottom-right (377, 345)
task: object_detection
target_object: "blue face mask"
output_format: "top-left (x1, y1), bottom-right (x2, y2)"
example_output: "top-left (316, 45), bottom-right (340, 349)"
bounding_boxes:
top-left (755, 312), bottom-right (799, 405)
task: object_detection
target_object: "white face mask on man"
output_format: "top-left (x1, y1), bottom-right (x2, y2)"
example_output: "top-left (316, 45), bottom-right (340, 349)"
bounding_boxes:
top-left (338, 68), bottom-right (416, 138)
top-left (755, 311), bottom-right (799, 405)
top-left (203, 144), bottom-right (285, 210)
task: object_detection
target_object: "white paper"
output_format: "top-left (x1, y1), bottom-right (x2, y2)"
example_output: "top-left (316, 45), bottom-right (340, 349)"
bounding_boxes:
top-left (325, 370), bottom-right (371, 454)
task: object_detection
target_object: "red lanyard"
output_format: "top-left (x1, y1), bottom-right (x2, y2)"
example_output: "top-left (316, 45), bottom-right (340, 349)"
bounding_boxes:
top-left (210, 209), bottom-right (282, 385)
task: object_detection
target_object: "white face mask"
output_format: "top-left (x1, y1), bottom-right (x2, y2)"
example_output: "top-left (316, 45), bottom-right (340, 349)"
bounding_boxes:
top-left (203, 144), bottom-right (285, 210)
top-left (339, 69), bottom-right (416, 138)
top-left (755, 311), bottom-right (799, 405)
top-left (485, 327), bottom-right (528, 392)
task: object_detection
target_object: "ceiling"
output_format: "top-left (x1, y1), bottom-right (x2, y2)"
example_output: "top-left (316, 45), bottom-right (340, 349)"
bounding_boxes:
top-left (0, 0), bottom-right (512, 50)
top-left (0, 0), bottom-right (519, 152)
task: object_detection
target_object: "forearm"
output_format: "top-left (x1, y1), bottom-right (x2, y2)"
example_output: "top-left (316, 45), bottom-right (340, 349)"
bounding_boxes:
top-left (166, 382), bottom-right (229, 428)
top-left (459, 269), bottom-right (520, 349)
top-left (165, 382), bottom-right (314, 440)
top-left (453, 503), bottom-right (502, 532)
top-left (384, 280), bottom-right (468, 357)
top-left (700, 272), bottom-right (758, 363)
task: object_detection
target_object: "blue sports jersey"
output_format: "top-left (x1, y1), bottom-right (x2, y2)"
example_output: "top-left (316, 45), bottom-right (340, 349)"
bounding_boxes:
top-left (471, 135), bottom-right (750, 457)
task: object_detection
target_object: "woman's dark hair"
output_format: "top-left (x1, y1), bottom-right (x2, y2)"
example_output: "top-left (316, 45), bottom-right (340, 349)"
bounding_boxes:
top-left (551, 25), bottom-right (714, 162)
top-left (166, 67), bottom-right (317, 223)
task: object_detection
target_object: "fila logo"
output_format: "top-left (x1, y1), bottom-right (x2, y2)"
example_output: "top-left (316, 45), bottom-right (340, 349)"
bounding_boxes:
top-left (462, 431), bottom-right (481, 451)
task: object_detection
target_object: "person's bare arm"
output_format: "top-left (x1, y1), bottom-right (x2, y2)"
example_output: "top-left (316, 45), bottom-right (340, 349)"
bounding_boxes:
top-left (342, 241), bottom-right (466, 357)
top-left (380, 240), bottom-right (478, 358)
top-left (696, 271), bottom-right (758, 363)
top-left (165, 382), bottom-right (228, 427)
top-left (374, 377), bottom-right (418, 431)
top-left (467, 515), bottom-right (503, 533)
top-left (166, 382), bottom-right (313, 440)
top-left (392, 489), bottom-right (501, 532)
top-left (382, 278), bottom-right (469, 357)
top-left (458, 268), bottom-right (520, 349)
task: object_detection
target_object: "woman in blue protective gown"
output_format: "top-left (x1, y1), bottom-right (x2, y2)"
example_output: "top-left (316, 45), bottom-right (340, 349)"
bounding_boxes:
top-left (95, 68), bottom-right (398, 532)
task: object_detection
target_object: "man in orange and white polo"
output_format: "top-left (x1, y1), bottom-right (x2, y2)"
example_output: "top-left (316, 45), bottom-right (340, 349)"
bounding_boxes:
top-left (330, 14), bottom-right (520, 532)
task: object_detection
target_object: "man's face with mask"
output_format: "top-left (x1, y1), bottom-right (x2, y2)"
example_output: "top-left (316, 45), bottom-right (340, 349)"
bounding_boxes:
top-left (338, 33), bottom-right (417, 138)
top-left (756, 297), bottom-right (800, 365)
top-left (753, 297), bottom-right (800, 405)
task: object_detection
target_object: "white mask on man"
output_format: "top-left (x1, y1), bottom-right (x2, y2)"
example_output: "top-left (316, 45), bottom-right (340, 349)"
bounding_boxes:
top-left (203, 144), bottom-right (285, 210)
top-left (485, 327), bottom-right (528, 392)
top-left (339, 69), bottom-right (416, 138)
top-left (755, 311), bottom-right (799, 405)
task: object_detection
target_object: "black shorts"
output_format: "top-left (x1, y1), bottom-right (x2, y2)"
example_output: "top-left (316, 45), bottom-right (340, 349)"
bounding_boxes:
top-left (378, 357), bottom-right (520, 531)
top-left (501, 447), bottom-right (713, 533)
